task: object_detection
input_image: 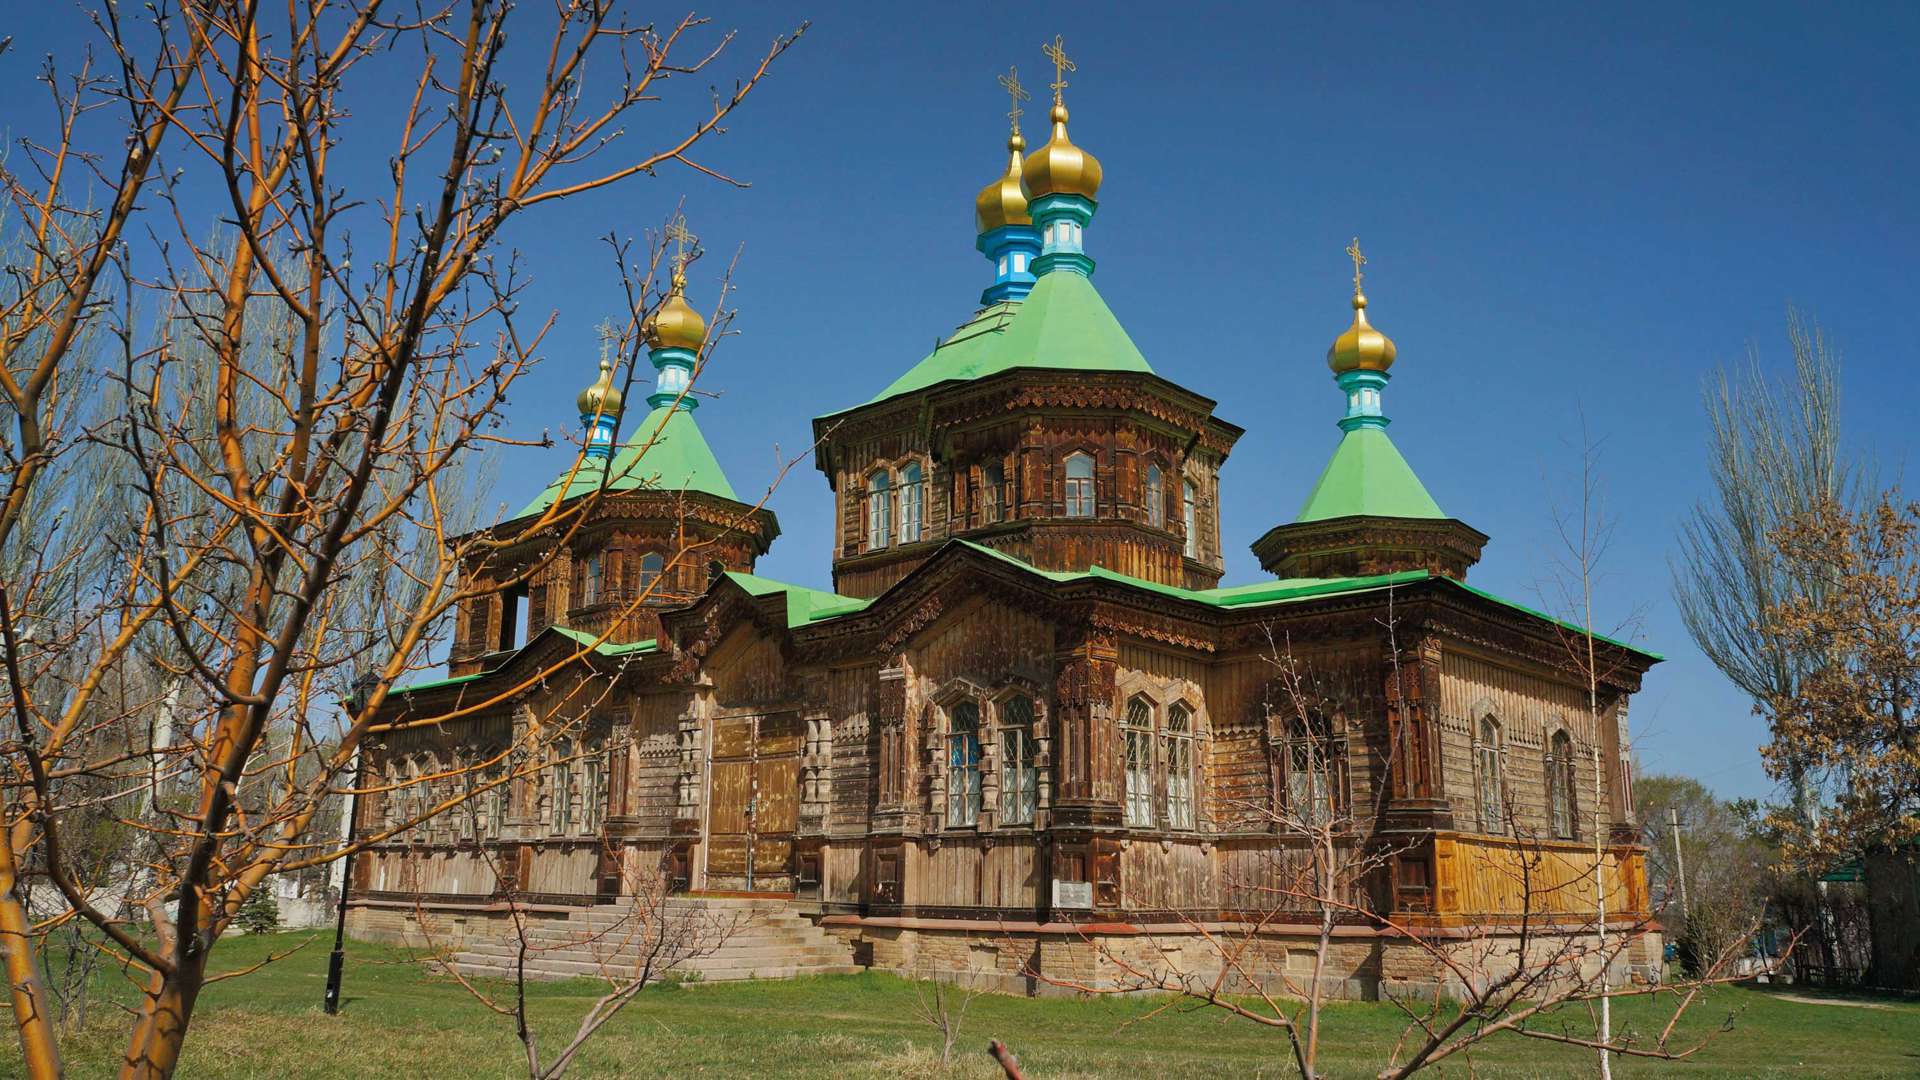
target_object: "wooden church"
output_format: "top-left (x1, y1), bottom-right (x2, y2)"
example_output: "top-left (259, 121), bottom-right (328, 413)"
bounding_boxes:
top-left (350, 50), bottom-right (1660, 997)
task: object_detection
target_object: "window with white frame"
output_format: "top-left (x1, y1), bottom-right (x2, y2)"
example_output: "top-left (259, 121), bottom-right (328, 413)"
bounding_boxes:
top-left (1548, 730), bottom-right (1576, 840)
top-left (1183, 480), bottom-right (1198, 558)
top-left (1476, 716), bottom-right (1505, 833)
top-left (1164, 702), bottom-right (1195, 829)
top-left (581, 551), bottom-right (604, 607)
top-left (1146, 464), bottom-right (1165, 527)
top-left (1064, 452), bottom-right (1096, 518)
top-left (865, 470), bottom-right (891, 550)
top-left (583, 752), bottom-right (603, 834)
top-left (947, 701), bottom-right (983, 826)
top-left (637, 551), bottom-right (663, 592)
top-left (981, 461), bottom-right (1004, 524)
top-left (900, 461), bottom-right (924, 542)
top-left (551, 757), bottom-right (573, 835)
top-left (999, 694), bottom-right (1037, 825)
top-left (1124, 696), bottom-right (1155, 827)
top-left (1283, 715), bottom-right (1346, 828)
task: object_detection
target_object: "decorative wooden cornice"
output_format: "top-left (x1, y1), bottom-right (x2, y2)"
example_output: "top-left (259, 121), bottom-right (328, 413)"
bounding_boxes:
top-left (1251, 514), bottom-right (1488, 581)
top-left (812, 368), bottom-right (1243, 476)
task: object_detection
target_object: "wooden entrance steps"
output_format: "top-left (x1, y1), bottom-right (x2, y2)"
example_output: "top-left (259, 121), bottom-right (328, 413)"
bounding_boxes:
top-left (449, 896), bottom-right (862, 983)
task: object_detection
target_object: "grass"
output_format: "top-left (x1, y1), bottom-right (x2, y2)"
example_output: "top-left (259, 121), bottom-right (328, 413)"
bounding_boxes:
top-left (19, 930), bottom-right (1920, 1078)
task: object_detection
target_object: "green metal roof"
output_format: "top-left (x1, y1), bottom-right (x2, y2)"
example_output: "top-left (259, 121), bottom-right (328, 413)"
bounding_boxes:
top-left (1295, 425), bottom-right (1445, 523)
top-left (550, 626), bottom-right (660, 656)
top-left (948, 541), bottom-right (1659, 659)
top-left (861, 271), bottom-right (1154, 407)
top-left (390, 630), bottom-right (659, 695)
top-left (722, 570), bottom-right (871, 627)
top-left (514, 404), bottom-right (740, 519)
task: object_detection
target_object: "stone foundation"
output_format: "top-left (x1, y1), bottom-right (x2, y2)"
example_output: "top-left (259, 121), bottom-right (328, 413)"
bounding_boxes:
top-left (351, 900), bottom-right (1661, 1003)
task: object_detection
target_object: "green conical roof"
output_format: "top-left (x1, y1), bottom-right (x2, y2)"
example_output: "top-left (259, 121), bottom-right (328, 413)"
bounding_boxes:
top-left (1295, 425), bottom-right (1444, 522)
top-left (514, 404), bottom-right (740, 519)
top-left (862, 271), bottom-right (1153, 406)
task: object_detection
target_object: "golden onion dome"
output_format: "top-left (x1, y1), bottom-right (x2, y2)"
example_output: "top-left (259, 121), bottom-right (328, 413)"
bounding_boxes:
top-left (974, 132), bottom-right (1032, 233)
top-left (1022, 102), bottom-right (1102, 201)
top-left (646, 270), bottom-right (706, 351)
top-left (1327, 293), bottom-right (1397, 374)
top-left (576, 355), bottom-right (624, 415)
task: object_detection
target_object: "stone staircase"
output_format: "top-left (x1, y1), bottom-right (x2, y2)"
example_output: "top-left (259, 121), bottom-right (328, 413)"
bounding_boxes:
top-left (450, 896), bottom-right (862, 983)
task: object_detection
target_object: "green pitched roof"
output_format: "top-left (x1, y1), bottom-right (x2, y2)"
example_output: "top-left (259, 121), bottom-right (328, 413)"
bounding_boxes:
top-left (947, 541), bottom-right (1657, 658)
top-left (391, 629), bottom-right (659, 695)
top-left (1295, 425), bottom-right (1445, 523)
top-left (722, 570), bottom-right (871, 627)
top-left (861, 271), bottom-right (1154, 406)
top-left (515, 404), bottom-right (740, 519)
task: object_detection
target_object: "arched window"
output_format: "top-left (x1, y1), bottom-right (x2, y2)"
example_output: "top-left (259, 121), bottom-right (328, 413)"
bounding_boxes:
top-left (947, 702), bottom-right (983, 826)
top-left (999, 695), bottom-right (1037, 825)
top-left (1283, 714), bottom-right (1346, 828)
top-left (1549, 730), bottom-right (1577, 839)
top-left (1064, 452), bottom-right (1096, 518)
top-left (1145, 464), bottom-right (1165, 528)
top-left (900, 461), bottom-right (924, 543)
top-left (637, 551), bottom-right (664, 593)
top-left (1476, 717), bottom-right (1504, 833)
top-left (1164, 703), bottom-right (1195, 829)
top-left (865, 470), bottom-right (891, 550)
top-left (1183, 480), bottom-right (1199, 558)
top-left (1124, 696), bottom-right (1155, 827)
top-left (981, 461), bottom-right (1004, 524)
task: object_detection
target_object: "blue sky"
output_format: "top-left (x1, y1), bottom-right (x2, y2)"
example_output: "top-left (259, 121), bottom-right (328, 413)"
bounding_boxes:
top-left (9, 3), bottom-right (1916, 799)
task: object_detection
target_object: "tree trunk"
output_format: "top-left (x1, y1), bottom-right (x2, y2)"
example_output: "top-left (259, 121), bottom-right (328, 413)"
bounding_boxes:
top-left (0, 832), bottom-right (62, 1079)
top-left (119, 954), bottom-right (209, 1080)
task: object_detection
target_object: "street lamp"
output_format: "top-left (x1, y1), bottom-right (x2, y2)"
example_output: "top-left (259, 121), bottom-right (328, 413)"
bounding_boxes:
top-left (324, 669), bottom-right (380, 1016)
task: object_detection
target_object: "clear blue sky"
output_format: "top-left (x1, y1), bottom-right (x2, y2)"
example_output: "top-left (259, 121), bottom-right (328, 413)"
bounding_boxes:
top-left (9, 3), bottom-right (1916, 801)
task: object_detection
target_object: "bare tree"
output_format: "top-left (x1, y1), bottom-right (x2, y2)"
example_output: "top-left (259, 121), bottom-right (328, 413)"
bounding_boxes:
top-left (910, 946), bottom-right (988, 1071)
top-left (416, 839), bottom-right (745, 1080)
top-left (0, 5), bottom-right (805, 1077)
top-left (1671, 309), bottom-right (1863, 827)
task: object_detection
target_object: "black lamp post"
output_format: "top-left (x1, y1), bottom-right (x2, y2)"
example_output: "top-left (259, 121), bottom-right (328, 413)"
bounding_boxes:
top-left (324, 670), bottom-right (379, 1016)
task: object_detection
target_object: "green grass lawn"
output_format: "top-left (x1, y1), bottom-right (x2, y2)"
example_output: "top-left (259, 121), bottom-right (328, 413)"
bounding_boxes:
top-left (21, 930), bottom-right (1920, 1078)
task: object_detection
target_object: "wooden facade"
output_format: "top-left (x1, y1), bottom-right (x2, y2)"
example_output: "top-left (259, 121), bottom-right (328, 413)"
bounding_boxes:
top-left (352, 222), bottom-right (1659, 1000)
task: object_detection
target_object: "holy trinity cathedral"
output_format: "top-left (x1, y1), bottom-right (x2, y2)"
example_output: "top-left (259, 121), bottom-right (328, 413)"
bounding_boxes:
top-left (350, 47), bottom-right (1660, 996)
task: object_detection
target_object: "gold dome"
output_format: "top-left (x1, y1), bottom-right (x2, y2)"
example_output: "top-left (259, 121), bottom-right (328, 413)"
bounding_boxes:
top-left (1327, 293), bottom-right (1397, 374)
top-left (647, 270), bottom-right (707, 352)
top-left (1023, 103), bottom-right (1102, 201)
top-left (975, 132), bottom-right (1032, 233)
top-left (576, 354), bottom-right (624, 415)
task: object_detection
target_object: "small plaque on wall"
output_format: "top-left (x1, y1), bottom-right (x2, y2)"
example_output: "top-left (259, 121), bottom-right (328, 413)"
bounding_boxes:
top-left (1051, 879), bottom-right (1093, 909)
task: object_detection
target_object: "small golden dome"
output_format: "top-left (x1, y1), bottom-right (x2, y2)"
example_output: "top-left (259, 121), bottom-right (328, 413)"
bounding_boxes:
top-left (1023, 103), bottom-right (1102, 201)
top-left (1327, 293), bottom-right (1397, 374)
top-left (975, 132), bottom-right (1032, 233)
top-left (577, 355), bottom-right (624, 415)
top-left (647, 270), bottom-right (706, 352)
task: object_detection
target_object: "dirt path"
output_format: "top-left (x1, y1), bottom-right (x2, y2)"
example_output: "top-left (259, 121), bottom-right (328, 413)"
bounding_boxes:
top-left (1769, 993), bottom-right (1897, 1010)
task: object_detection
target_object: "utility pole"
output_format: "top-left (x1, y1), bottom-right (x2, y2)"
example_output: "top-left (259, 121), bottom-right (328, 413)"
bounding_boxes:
top-left (1667, 806), bottom-right (1689, 919)
top-left (324, 670), bottom-right (379, 1016)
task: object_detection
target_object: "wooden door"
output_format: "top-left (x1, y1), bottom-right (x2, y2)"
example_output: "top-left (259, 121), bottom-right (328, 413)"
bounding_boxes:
top-left (705, 712), bottom-right (803, 892)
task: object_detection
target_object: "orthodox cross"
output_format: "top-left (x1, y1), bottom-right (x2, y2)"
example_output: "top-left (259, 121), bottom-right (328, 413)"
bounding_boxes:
top-left (997, 66), bottom-right (1030, 133)
top-left (1346, 237), bottom-right (1366, 296)
top-left (1042, 35), bottom-right (1075, 105)
top-left (665, 214), bottom-right (698, 276)
top-left (594, 318), bottom-right (618, 363)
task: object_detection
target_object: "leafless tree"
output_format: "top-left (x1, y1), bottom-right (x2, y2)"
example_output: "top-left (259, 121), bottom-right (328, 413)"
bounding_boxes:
top-left (910, 945), bottom-right (988, 1071)
top-left (1671, 309), bottom-right (1863, 827)
top-left (415, 837), bottom-right (746, 1080)
top-left (0, 5), bottom-right (805, 1077)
